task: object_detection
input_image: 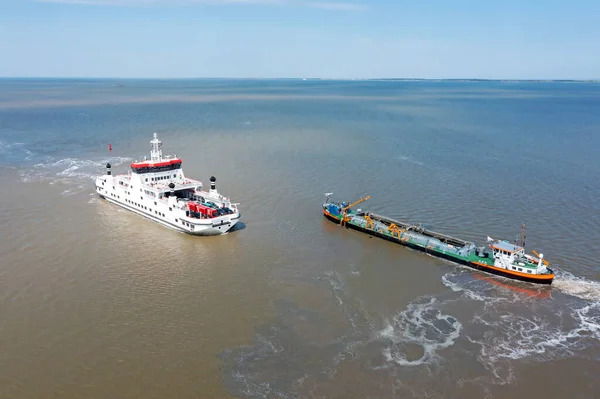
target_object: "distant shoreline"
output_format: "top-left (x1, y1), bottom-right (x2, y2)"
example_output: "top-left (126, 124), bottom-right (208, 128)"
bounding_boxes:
top-left (0, 77), bottom-right (598, 83)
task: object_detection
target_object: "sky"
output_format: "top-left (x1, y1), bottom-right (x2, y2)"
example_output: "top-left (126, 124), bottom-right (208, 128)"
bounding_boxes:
top-left (0, 0), bottom-right (599, 79)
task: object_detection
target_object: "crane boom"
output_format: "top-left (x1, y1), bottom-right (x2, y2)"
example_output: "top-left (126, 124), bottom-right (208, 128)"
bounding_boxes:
top-left (342, 195), bottom-right (370, 212)
top-left (340, 195), bottom-right (370, 226)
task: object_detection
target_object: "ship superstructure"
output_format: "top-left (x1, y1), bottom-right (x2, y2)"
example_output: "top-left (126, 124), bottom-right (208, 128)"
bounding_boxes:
top-left (95, 133), bottom-right (240, 235)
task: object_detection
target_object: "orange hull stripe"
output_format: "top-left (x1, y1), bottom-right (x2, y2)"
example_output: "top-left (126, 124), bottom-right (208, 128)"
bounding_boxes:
top-left (471, 261), bottom-right (553, 280)
top-left (324, 209), bottom-right (554, 281)
top-left (323, 209), bottom-right (338, 219)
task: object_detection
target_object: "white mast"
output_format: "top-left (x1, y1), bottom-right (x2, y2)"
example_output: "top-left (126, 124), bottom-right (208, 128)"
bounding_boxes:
top-left (150, 132), bottom-right (162, 162)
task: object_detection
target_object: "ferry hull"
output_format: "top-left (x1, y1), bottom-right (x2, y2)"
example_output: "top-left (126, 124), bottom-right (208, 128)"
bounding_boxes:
top-left (101, 195), bottom-right (240, 236)
top-left (323, 210), bottom-right (554, 285)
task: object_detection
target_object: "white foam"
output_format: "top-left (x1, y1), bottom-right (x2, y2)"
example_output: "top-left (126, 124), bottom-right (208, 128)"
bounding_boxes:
top-left (553, 269), bottom-right (600, 301)
top-left (0, 140), bottom-right (34, 162)
top-left (378, 296), bottom-right (462, 366)
top-left (441, 271), bottom-right (491, 302)
top-left (396, 155), bottom-right (424, 166)
top-left (466, 300), bottom-right (600, 385)
top-left (20, 155), bottom-right (132, 195)
top-left (440, 268), bottom-right (600, 385)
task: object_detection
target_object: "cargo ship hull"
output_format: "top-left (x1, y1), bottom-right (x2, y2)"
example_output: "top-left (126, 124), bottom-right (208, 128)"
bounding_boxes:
top-left (322, 203), bottom-right (554, 285)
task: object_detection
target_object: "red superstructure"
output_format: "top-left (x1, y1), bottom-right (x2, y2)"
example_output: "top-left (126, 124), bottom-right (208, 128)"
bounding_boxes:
top-left (130, 158), bottom-right (182, 174)
top-left (131, 159), bottom-right (182, 169)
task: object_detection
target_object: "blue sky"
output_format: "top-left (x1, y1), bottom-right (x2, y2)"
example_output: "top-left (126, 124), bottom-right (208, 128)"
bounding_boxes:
top-left (0, 0), bottom-right (599, 79)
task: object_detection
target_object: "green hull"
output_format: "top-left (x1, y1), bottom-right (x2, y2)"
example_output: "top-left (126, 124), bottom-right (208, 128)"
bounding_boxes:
top-left (322, 204), bottom-right (554, 285)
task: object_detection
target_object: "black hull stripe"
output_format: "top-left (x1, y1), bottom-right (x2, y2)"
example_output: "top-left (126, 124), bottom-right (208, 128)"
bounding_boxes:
top-left (324, 212), bottom-right (553, 285)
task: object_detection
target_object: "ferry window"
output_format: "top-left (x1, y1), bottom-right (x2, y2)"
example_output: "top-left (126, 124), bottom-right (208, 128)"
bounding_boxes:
top-left (527, 270), bottom-right (532, 273)
top-left (154, 202), bottom-right (157, 205)
top-left (518, 268), bottom-right (523, 272)
top-left (145, 178), bottom-right (148, 182)
top-left (175, 219), bottom-right (178, 222)
top-left (169, 207), bottom-right (172, 211)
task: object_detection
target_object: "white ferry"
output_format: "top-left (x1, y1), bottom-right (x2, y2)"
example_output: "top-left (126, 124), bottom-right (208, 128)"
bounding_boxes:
top-left (95, 133), bottom-right (241, 235)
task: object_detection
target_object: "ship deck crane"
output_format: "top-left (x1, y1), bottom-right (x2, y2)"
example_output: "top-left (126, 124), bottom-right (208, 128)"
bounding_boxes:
top-left (340, 195), bottom-right (370, 226)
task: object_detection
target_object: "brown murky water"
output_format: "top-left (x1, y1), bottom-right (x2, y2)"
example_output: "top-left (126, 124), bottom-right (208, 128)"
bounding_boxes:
top-left (1, 79), bottom-right (600, 398)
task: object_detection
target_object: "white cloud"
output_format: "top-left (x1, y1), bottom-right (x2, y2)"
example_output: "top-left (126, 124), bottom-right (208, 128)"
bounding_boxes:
top-left (35, 0), bottom-right (365, 10)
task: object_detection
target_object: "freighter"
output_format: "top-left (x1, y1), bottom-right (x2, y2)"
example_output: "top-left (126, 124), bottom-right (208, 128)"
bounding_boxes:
top-left (322, 194), bottom-right (554, 285)
top-left (95, 133), bottom-right (240, 235)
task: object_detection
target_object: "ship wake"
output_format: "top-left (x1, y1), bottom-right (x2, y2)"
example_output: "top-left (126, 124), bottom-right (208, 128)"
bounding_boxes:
top-left (220, 264), bottom-right (600, 398)
top-left (20, 155), bottom-right (132, 195)
top-left (440, 268), bottom-right (600, 386)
